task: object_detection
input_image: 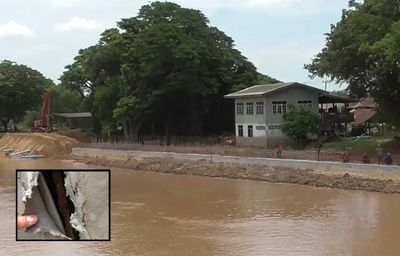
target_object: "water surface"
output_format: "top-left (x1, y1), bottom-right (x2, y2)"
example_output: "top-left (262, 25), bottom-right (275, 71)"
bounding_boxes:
top-left (1, 156), bottom-right (400, 255)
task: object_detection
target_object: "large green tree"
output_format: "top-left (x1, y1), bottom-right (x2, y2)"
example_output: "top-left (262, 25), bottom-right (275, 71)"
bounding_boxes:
top-left (306, 0), bottom-right (400, 125)
top-left (0, 60), bottom-right (53, 129)
top-left (61, 2), bottom-right (278, 139)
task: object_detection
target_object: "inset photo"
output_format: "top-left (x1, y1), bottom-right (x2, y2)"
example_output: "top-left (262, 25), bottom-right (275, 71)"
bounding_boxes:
top-left (16, 169), bottom-right (110, 241)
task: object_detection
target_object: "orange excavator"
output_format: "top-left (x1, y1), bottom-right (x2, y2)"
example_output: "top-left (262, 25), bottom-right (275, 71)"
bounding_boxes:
top-left (31, 89), bottom-right (53, 132)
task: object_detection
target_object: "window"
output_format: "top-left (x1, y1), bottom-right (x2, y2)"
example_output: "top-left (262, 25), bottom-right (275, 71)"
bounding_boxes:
top-left (256, 102), bottom-right (264, 115)
top-left (272, 101), bottom-right (287, 114)
top-left (298, 100), bottom-right (312, 108)
top-left (268, 125), bottom-right (282, 130)
top-left (247, 125), bottom-right (253, 137)
top-left (256, 126), bottom-right (265, 130)
top-left (238, 125), bottom-right (243, 137)
top-left (236, 103), bottom-right (244, 115)
top-left (246, 102), bottom-right (254, 115)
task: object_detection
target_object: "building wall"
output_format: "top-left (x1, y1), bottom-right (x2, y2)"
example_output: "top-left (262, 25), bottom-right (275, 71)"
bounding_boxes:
top-left (235, 97), bottom-right (266, 125)
top-left (235, 97), bottom-right (267, 142)
top-left (265, 86), bottom-right (319, 125)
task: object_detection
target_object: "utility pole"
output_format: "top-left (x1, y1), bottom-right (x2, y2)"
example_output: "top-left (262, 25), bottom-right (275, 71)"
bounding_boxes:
top-left (323, 78), bottom-right (329, 91)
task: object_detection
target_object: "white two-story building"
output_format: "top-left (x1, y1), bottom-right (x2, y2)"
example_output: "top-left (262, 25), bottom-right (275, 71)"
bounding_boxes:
top-left (224, 82), bottom-right (349, 147)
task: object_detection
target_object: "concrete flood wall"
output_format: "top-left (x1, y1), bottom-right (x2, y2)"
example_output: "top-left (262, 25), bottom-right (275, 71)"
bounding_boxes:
top-left (72, 147), bottom-right (400, 177)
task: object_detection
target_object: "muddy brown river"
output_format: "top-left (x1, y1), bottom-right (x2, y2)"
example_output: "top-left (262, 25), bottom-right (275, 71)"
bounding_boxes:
top-left (1, 156), bottom-right (400, 256)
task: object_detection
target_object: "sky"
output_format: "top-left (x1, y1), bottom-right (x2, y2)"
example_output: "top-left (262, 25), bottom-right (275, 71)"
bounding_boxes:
top-left (0, 0), bottom-right (351, 91)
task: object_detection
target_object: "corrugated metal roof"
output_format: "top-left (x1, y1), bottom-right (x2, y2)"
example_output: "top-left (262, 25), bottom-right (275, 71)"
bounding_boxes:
top-left (319, 93), bottom-right (352, 103)
top-left (225, 82), bottom-right (295, 98)
top-left (225, 82), bottom-right (351, 103)
top-left (351, 108), bottom-right (377, 125)
top-left (54, 112), bottom-right (92, 118)
top-left (348, 98), bottom-right (376, 109)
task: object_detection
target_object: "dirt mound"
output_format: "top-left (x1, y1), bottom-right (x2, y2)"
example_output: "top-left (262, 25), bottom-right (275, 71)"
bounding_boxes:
top-left (0, 133), bottom-right (80, 157)
top-left (55, 129), bottom-right (91, 143)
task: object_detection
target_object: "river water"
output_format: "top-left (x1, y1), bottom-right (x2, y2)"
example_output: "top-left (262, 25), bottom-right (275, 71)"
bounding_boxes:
top-left (1, 156), bottom-right (400, 256)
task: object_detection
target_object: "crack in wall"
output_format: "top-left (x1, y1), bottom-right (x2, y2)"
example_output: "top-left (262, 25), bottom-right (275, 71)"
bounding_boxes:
top-left (42, 171), bottom-right (79, 240)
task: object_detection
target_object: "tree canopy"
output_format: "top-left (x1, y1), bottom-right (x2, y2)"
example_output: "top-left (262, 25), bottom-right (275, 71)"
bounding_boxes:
top-left (60, 1), bottom-right (278, 139)
top-left (306, 0), bottom-right (400, 125)
top-left (0, 60), bottom-right (53, 128)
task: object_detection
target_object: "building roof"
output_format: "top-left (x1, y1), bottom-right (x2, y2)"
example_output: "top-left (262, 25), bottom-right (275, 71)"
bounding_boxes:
top-left (224, 82), bottom-right (351, 103)
top-left (319, 93), bottom-right (351, 104)
top-left (351, 108), bottom-right (377, 125)
top-left (348, 98), bottom-right (376, 109)
top-left (224, 82), bottom-right (326, 99)
top-left (53, 112), bottom-right (92, 118)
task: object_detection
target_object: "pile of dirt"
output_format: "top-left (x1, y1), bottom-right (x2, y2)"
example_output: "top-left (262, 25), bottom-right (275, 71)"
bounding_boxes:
top-left (73, 155), bottom-right (400, 194)
top-left (55, 129), bottom-right (91, 143)
top-left (0, 133), bottom-right (80, 157)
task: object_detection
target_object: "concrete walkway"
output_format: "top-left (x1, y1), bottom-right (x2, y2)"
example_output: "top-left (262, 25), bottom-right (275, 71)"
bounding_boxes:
top-left (72, 147), bottom-right (400, 178)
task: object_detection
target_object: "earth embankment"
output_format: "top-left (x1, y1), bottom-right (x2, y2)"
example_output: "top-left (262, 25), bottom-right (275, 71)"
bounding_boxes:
top-left (0, 133), bottom-right (79, 157)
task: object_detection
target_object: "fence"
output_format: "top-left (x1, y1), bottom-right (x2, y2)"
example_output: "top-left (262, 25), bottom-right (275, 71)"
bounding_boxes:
top-left (90, 135), bottom-right (235, 147)
top-left (87, 134), bottom-right (318, 152)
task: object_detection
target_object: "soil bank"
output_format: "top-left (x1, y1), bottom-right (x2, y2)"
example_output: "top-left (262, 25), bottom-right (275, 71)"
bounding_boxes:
top-left (71, 155), bottom-right (400, 194)
top-left (0, 133), bottom-right (79, 157)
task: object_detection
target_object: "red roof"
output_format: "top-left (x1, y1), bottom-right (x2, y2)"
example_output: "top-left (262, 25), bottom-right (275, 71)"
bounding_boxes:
top-left (351, 108), bottom-right (377, 125)
top-left (348, 98), bottom-right (376, 109)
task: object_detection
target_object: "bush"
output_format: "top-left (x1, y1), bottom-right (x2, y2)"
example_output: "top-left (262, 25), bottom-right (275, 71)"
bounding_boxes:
top-left (283, 105), bottom-right (320, 148)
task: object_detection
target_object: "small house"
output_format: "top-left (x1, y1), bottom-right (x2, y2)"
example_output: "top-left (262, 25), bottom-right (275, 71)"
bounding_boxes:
top-left (224, 82), bottom-right (351, 147)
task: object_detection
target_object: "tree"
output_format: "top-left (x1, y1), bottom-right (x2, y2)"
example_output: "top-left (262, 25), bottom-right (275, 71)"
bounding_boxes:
top-left (256, 72), bottom-right (280, 85)
top-left (282, 105), bottom-right (320, 148)
top-left (0, 60), bottom-right (53, 129)
top-left (61, 2), bottom-right (278, 139)
top-left (305, 0), bottom-right (400, 125)
top-left (52, 85), bottom-right (85, 113)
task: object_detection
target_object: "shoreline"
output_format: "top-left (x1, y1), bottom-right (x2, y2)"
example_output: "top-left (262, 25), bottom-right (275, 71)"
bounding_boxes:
top-left (69, 154), bottom-right (400, 194)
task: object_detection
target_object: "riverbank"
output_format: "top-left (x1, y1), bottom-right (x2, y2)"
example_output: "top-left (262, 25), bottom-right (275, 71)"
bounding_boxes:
top-left (0, 133), bottom-right (79, 157)
top-left (70, 153), bottom-right (400, 194)
top-left (2, 133), bottom-right (400, 193)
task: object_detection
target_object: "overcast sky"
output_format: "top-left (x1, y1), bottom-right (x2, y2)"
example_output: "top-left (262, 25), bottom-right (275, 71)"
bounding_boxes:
top-left (0, 0), bottom-right (350, 91)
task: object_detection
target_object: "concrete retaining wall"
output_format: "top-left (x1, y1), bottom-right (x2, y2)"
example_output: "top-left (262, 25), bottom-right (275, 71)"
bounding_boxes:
top-left (72, 147), bottom-right (400, 176)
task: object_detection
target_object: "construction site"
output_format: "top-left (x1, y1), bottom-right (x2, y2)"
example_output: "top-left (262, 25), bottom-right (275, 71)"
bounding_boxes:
top-left (3, 0), bottom-right (400, 254)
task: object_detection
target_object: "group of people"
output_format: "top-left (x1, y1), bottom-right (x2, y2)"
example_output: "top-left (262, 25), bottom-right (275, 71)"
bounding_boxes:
top-left (274, 141), bottom-right (394, 165)
top-left (342, 144), bottom-right (394, 165)
top-left (375, 144), bottom-right (393, 165)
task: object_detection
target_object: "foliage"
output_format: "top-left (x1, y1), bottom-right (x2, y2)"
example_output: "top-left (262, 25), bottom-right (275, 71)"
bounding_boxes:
top-left (60, 1), bottom-right (277, 139)
top-left (283, 105), bottom-right (320, 142)
top-left (52, 85), bottom-right (85, 113)
top-left (330, 90), bottom-right (349, 97)
top-left (256, 72), bottom-right (280, 84)
top-left (19, 110), bottom-right (39, 128)
top-left (305, 0), bottom-right (400, 125)
top-left (0, 60), bottom-right (53, 128)
top-left (323, 129), bottom-right (400, 153)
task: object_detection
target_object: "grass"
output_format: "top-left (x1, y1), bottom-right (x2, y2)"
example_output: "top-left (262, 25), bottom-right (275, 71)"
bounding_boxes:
top-left (323, 130), bottom-right (400, 154)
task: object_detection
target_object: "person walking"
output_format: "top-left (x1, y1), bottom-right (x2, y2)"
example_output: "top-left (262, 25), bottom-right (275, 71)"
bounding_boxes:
top-left (277, 141), bottom-right (285, 158)
top-left (384, 153), bottom-right (393, 165)
top-left (361, 153), bottom-right (370, 164)
top-left (376, 144), bottom-right (383, 164)
top-left (342, 151), bottom-right (350, 163)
